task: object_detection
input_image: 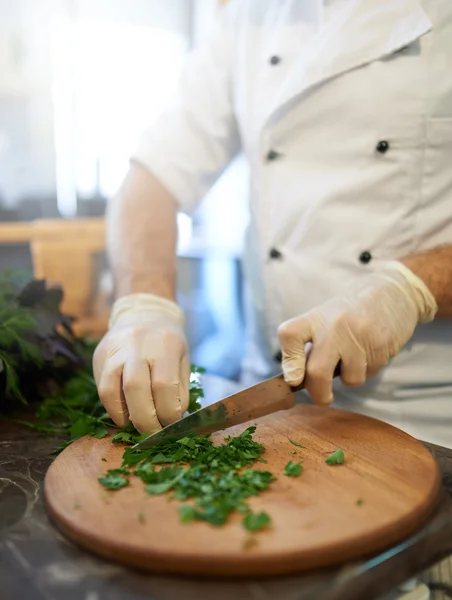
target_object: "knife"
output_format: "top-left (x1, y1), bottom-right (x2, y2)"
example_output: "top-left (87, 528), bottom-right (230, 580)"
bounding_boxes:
top-left (133, 363), bottom-right (341, 451)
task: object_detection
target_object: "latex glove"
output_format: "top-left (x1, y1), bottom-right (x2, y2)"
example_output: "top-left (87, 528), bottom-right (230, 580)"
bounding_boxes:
top-left (93, 294), bottom-right (190, 433)
top-left (278, 261), bottom-right (437, 404)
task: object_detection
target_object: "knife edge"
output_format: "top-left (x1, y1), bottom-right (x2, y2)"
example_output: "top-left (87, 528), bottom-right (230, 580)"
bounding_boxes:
top-left (133, 362), bottom-right (341, 451)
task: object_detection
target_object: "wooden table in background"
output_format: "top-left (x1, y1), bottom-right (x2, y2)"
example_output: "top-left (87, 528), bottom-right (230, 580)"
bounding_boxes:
top-left (1, 376), bottom-right (451, 600)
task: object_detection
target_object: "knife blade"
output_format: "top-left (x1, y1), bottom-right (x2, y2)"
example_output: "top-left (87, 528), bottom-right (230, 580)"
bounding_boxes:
top-left (133, 363), bottom-right (341, 451)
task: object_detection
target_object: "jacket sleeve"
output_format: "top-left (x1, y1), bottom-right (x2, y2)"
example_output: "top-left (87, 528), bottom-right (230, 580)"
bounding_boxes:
top-left (131, 2), bottom-right (241, 215)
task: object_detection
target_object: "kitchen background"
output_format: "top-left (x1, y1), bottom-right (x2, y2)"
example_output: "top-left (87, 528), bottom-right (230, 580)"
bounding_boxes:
top-left (0, 0), bottom-right (250, 382)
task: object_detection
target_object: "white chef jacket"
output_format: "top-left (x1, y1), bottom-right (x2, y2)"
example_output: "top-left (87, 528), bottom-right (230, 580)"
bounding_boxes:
top-left (132, 0), bottom-right (452, 449)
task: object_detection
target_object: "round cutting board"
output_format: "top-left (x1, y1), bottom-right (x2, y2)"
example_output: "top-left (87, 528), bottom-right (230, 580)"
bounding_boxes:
top-left (44, 405), bottom-right (441, 577)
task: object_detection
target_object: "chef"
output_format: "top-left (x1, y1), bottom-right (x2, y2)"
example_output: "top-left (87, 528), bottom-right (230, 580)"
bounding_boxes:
top-left (93, 0), bottom-right (452, 451)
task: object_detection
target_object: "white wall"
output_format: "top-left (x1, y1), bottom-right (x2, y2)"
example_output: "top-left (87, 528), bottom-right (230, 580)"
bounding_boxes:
top-left (72, 0), bottom-right (192, 31)
top-left (0, 0), bottom-right (192, 209)
top-left (0, 0), bottom-right (56, 206)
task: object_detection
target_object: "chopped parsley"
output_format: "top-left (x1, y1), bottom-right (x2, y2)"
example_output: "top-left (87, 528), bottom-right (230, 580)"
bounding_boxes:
top-left (325, 449), bottom-right (345, 465)
top-left (98, 472), bottom-right (129, 490)
top-left (284, 461), bottom-right (303, 477)
top-left (178, 505), bottom-right (196, 523)
top-left (242, 511), bottom-right (271, 532)
top-left (289, 439), bottom-right (305, 448)
top-left (356, 497), bottom-right (364, 506)
top-left (98, 426), bottom-right (275, 530)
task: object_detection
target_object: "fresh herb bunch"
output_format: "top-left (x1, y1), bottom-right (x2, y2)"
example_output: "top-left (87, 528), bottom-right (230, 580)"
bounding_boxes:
top-left (99, 425), bottom-right (274, 531)
top-left (0, 271), bottom-right (207, 453)
top-left (14, 363), bottom-right (207, 455)
top-left (188, 364), bottom-right (206, 413)
top-left (0, 271), bottom-right (89, 406)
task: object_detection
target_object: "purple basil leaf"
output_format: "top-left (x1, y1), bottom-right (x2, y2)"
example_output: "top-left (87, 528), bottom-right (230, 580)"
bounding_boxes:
top-left (17, 280), bottom-right (47, 307)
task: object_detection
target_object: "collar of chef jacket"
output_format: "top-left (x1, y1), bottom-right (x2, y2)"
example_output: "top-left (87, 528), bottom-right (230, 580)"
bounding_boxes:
top-left (253, 0), bottom-right (432, 130)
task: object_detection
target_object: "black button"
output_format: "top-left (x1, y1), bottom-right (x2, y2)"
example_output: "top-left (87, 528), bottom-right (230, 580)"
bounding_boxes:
top-left (273, 350), bottom-right (283, 363)
top-left (359, 251), bottom-right (372, 264)
top-left (269, 55), bottom-right (281, 65)
top-left (266, 149), bottom-right (280, 161)
top-left (376, 140), bottom-right (389, 154)
top-left (269, 247), bottom-right (283, 260)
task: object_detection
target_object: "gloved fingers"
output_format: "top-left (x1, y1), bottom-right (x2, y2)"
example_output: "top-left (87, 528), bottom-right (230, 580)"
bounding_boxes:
top-left (364, 332), bottom-right (391, 379)
top-left (179, 352), bottom-right (191, 415)
top-left (339, 346), bottom-right (367, 387)
top-left (151, 353), bottom-right (185, 427)
top-left (304, 341), bottom-right (313, 360)
top-left (96, 355), bottom-right (130, 428)
top-left (365, 353), bottom-right (388, 380)
top-left (92, 342), bottom-right (105, 388)
top-left (278, 317), bottom-right (313, 386)
top-left (122, 357), bottom-right (162, 434)
top-left (304, 341), bottom-right (340, 405)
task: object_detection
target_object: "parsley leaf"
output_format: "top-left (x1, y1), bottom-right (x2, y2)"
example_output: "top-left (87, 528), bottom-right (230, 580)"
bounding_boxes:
top-left (98, 472), bottom-right (129, 490)
top-left (145, 470), bottom-right (185, 495)
top-left (289, 439), bottom-right (305, 448)
top-left (356, 497), bottom-right (364, 506)
top-left (188, 365), bottom-right (205, 413)
top-left (111, 431), bottom-right (137, 445)
top-left (325, 449), bottom-right (345, 465)
top-left (179, 505), bottom-right (196, 523)
top-left (151, 453), bottom-right (175, 464)
top-left (284, 461), bottom-right (303, 477)
top-left (242, 511), bottom-right (271, 532)
top-left (176, 436), bottom-right (197, 448)
top-left (122, 448), bottom-right (149, 467)
top-left (111, 426), bottom-right (147, 446)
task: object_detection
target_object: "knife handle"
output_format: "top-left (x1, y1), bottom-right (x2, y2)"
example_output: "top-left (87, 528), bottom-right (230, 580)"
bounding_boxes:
top-left (273, 349), bottom-right (342, 393)
top-left (290, 361), bottom-right (342, 393)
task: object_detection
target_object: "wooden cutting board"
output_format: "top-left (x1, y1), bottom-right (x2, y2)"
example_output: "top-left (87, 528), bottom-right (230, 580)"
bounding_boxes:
top-left (44, 404), bottom-right (441, 577)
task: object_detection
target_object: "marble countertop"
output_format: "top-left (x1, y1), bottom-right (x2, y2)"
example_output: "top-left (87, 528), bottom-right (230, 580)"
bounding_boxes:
top-left (1, 376), bottom-right (451, 600)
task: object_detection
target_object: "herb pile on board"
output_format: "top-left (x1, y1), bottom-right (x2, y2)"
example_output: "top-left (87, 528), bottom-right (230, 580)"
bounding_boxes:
top-left (99, 425), bottom-right (274, 531)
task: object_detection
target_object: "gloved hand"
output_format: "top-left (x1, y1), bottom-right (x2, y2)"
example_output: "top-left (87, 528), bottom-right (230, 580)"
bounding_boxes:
top-left (278, 261), bottom-right (437, 404)
top-left (93, 294), bottom-right (190, 433)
